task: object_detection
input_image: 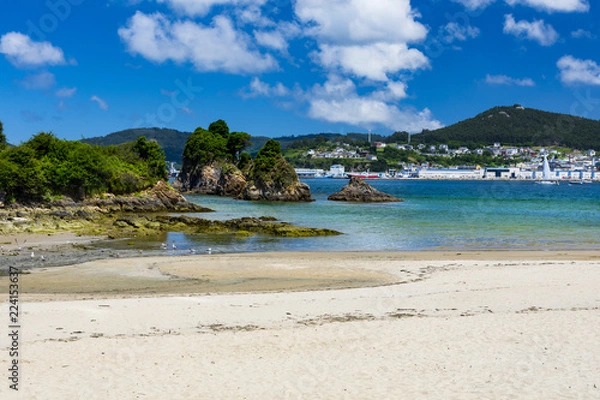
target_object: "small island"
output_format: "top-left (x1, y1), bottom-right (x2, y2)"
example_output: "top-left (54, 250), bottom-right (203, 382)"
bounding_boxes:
top-left (328, 177), bottom-right (403, 202)
top-left (174, 120), bottom-right (313, 202)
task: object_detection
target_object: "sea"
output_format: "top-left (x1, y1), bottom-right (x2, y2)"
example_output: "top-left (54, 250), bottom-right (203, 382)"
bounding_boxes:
top-left (142, 179), bottom-right (600, 254)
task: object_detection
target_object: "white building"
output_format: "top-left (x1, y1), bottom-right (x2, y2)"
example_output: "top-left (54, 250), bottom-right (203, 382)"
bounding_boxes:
top-left (329, 164), bottom-right (346, 178)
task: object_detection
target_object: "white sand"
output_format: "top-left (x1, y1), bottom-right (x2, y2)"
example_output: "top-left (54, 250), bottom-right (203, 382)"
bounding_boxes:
top-left (2, 252), bottom-right (600, 399)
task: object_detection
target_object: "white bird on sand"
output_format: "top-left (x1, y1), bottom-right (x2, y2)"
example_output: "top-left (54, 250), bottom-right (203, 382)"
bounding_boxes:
top-left (40, 255), bottom-right (45, 262)
top-left (31, 251), bottom-right (35, 258)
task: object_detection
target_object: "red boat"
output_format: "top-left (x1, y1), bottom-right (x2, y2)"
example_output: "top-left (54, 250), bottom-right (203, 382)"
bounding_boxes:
top-left (347, 172), bottom-right (380, 179)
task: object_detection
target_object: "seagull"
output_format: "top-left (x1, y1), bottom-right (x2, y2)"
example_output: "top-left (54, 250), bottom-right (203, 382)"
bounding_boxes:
top-left (160, 243), bottom-right (167, 250)
top-left (31, 251), bottom-right (35, 258)
top-left (189, 248), bottom-right (196, 254)
top-left (40, 255), bottom-right (45, 262)
top-left (206, 248), bottom-right (212, 255)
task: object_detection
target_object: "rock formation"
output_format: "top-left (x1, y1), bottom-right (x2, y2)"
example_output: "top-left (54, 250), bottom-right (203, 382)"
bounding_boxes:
top-left (46, 180), bottom-right (211, 213)
top-left (327, 177), bottom-right (402, 202)
top-left (173, 162), bottom-right (246, 197)
top-left (239, 149), bottom-right (313, 202)
top-left (176, 131), bottom-right (313, 202)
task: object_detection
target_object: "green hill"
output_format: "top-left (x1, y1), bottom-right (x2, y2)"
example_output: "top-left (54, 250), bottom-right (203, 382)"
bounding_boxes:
top-left (82, 128), bottom-right (190, 163)
top-left (410, 105), bottom-right (600, 149)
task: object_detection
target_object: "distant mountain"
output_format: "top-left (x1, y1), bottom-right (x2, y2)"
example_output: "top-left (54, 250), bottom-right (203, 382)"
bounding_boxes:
top-left (82, 128), bottom-right (191, 163)
top-left (82, 106), bottom-right (600, 163)
top-left (82, 130), bottom-right (381, 163)
top-left (410, 105), bottom-right (600, 149)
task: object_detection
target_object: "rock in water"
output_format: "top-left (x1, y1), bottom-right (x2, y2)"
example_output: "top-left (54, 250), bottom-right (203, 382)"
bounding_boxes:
top-left (327, 177), bottom-right (402, 202)
top-left (239, 140), bottom-right (313, 202)
top-left (174, 162), bottom-right (247, 197)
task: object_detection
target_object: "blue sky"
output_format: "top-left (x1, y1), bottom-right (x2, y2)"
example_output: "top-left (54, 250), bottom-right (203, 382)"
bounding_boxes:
top-left (1, 0), bottom-right (599, 144)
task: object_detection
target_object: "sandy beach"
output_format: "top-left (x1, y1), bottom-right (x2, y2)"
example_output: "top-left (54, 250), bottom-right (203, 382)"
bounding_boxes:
top-left (1, 248), bottom-right (600, 399)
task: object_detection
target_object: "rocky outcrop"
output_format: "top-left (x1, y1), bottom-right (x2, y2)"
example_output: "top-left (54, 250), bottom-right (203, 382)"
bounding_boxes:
top-left (173, 162), bottom-right (247, 197)
top-left (327, 177), bottom-right (402, 202)
top-left (241, 181), bottom-right (312, 202)
top-left (239, 155), bottom-right (313, 202)
top-left (176, 138), bottom-right (313, 202)
top-left (45, 181), bottom-right (212, 213)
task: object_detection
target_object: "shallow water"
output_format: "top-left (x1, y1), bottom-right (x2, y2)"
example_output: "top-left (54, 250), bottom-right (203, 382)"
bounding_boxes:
top-left (148, 179), bottom-right (600, 254)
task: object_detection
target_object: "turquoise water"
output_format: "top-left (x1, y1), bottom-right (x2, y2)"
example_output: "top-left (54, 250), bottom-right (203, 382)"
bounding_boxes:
top-left (157, 179), bottom-right (600, 253)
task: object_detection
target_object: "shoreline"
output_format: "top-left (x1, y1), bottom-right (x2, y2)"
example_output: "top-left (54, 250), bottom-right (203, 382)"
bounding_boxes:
top-left (3, 249), bottom-right (600, 301)
top-left (2, 249), bottom-right (599, 398)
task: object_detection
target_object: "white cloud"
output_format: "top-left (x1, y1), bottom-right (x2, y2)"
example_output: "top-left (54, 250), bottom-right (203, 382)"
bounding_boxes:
top-left (371, 81), bottom-right (409, 101)
top-left (485, 74), bottom-right (535, 86)
top-left (557, 55), bottom-right (600, 85)
top-left (453, 0), bottom-right (589, 12)
top-left (452, 0), bottom-right (496, 10)
top-left (0, 32), bottom-right (66, 68)
top-left (90, 95), bottom-right (109, 110)
top-left (118, 11), bottom-right (277, 74)
top-left (505, 0), bottom-right (589, 13)
top-left (441, 22), bottom-right (480, 43)
top-left (571, 29), bottom-right (594, 39)
top-left (254, 30), bottom-right (287, 51)
top-left (308, 97), bottom-right (441, 132)
top-left (155, 0), bottom-right (267, 17)
top-left (503, 14), bottom-right (558, 46)
top-left (55, 87), bottom-right (77, 98)
top-left (307, 76), bottom-right (442, 132)
top-left (243, 77), bottom-right (290, 98)
top-left (316, 42), bottom-right (429, 81)
top-left (20, 71), bottom-right (56, 90)
top-left (295, 0), bottom-right (427, 44)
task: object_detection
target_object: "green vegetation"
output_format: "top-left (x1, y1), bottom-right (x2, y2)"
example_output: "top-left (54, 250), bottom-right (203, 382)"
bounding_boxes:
top-left (0, 121), bottom-right (6, 151)
top-left (410, 105), bottom-right (600, 149)
top-left (181, 120), bottom-right (252, 167)
top-left (82, 127), bottom-right (190, 163)
top-left (0, 132), bottom-right (167, 204)
top-left (251, 139), bottom-right (297, 187)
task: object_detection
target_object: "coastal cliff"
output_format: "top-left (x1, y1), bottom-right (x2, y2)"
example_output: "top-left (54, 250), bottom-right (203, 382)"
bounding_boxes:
top-left (328, 177), bottom-right (402, 202)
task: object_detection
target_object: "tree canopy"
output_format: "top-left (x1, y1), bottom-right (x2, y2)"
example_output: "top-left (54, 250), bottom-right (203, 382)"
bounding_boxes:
top-left (181, 120), bottom-right (252, 170)
top-left (0, 133), bottom-right (167, 203)
top-left (208, 119), bottom-right (230, 138)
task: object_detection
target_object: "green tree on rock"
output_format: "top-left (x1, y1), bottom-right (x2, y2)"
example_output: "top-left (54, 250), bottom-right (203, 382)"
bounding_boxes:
top-left (182, 127), bottom-right (228, 166)
top-left (208, 119), bottom-right (230, 138)
top-left (227, 131), bottom-right (251, 161)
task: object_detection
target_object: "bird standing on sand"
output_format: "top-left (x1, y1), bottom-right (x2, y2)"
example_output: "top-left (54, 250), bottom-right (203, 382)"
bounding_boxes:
top-left (31, 251), bottom-right (35, 258)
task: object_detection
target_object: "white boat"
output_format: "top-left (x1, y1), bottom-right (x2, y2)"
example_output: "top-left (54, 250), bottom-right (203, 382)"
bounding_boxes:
top-left (536, 155), bottom-right (559, 185)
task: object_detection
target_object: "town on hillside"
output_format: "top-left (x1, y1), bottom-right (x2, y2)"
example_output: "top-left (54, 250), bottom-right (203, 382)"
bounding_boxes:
top-left (290, 139), bottom-right (599, 182)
